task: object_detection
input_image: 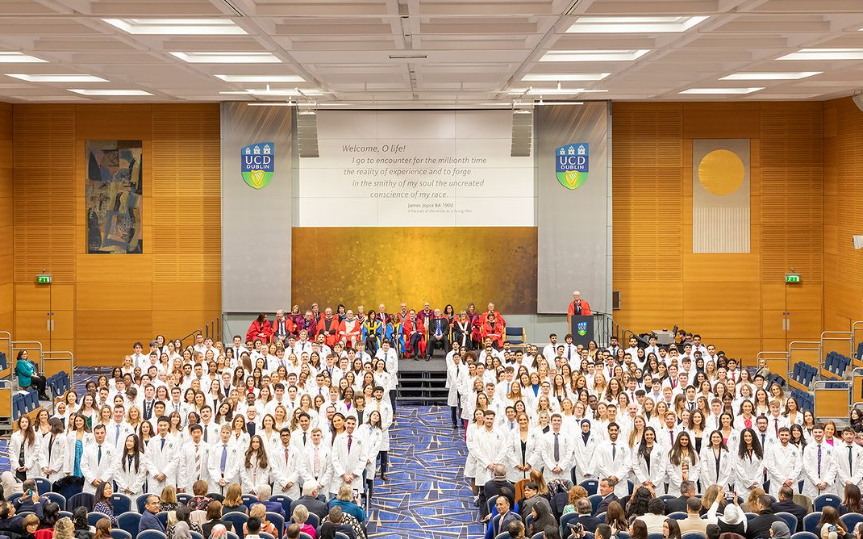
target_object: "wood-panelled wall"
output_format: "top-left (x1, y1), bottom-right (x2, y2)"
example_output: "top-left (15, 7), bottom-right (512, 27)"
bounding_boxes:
top-left (11, 104), bottom-right (221, 366)
top-left (0, 103), bottom-right (12, 333)
top-left (612, 102), bottom-right (824, 364)
top-left (824, 97), bottom-right (863, 332)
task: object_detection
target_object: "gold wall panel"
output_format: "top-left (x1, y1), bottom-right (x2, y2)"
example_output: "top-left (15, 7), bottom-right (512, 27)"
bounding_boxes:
top-left (292, 227), bottom-right (538, 314)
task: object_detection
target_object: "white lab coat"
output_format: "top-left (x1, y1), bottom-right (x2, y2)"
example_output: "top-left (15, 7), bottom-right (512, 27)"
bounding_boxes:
top-left (801, 442), bottom-right (837, 498)
top-left (831, 443), bottom-right (863, 491)
top-left (241, 454), bottom-right (271, 494)
top-left (178, 441), bottom-right (210, 493)
top-left (666, 452), bottom-right (701, 495)
top-left (64, 432), bottom-right (94, 477)
top-left (113, 451), bottom-right (149, 496)
top-left (105, 421), bottom-right (134, 451)
top-left (146, 435), bottom-right (181, 492)
top-left (735, 450), bottom-right (765, 495)
top-left (372, 400), bottom-right (393, 451)
top-left (357, 424), bottom-right (383, 479)
top-left (447, 362), bottom-right (467, 407)
top-left (571, 431), bottom-right (600, 484)
top-left (207, 441), bottom-right (243, 494)
top-left (594, 441), bottom-right (632, 498)
top-left (40, 434), bottom-right (67, 484)
top-left (468, 426), bottom-right (509, 485)
top-left (300, 442), bottom-right (332, 495)
top-left (330, 431), bottom-right (369, 495)
top-left (269, 443), bottom-right (302, 500)
top-left (539, 430), bottom-right (575, 483)
top-left (764, 442), bottom-right (802, 498)
top-left (9, 432), bottom-right (42, 479)
top-left (699, 447), bottom-right (733, 488)
top-left (631, 446), bottom-right (668, 487)
top-left (80, 443), bottom-right (116, 495)
top-left (507, 429), bottom-right (541, 482)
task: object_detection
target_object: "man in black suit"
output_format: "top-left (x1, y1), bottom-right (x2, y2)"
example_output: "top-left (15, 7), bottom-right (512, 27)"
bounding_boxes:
top-left (568, 498), bottom-right (600, 537)
top-left (771, 486), bottom-right (806, 533)
top-left (595, 478), bottom-right (619, 516)
top-left (665, 480), bottom-right (696, 514)
top-left (747, 494), bottom-right (781, 539)
top-left (425, 308), bottom-right (450, 359)
top-left (480, 464), bottom-right (515, 519)
top-left (290, 481), bottom-right (328, 521)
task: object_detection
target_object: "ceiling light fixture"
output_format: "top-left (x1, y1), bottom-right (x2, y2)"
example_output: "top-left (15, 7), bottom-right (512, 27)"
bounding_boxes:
top-left (104, 18), bottom-right (246, 35)
top-left (567, 16), bottom-right (708, 33)
top-left (68, 89), bottom-right (153, 96)
top-left (7, 74), bottom-right (108, 82)
top-left (215, 74), bottom-right (304, 83)
top-left (522, 73), bottom-right (610, 81)
top-left (0, 52), bottom-right (46, 63)
top-left (679, 87), bottom-right (764, 95)
top-left (171, 52), bottom-right (281, 64)
top-left (778, 48), bottom-right (863, 61)
top-left (540, 49), bottom-right (650, 62)
top-left (720, 72), bottom-right (821, 80)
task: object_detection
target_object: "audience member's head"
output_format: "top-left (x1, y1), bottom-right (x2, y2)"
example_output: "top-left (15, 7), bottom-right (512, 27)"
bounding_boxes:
top-left (771, 521), bottom-right (791, 539)
top-left (630, 520), bottom-right (648, 539)
top-left (292, 505), bottom-right (309, 525)
top-left (576, 498), bottom-right (592, 515)
top-left (648, 498), bottom-right (666, 516)
top-left (256, 484), bottom-right (272, 501)
top-left (206, 500), bottom-right (223, 521)
top-left (686, 497), bottom-right (701, 515)
top-left (778, 486), bottom-right (794, 501)
top-left (302, 481), bottom-right (319, 497)
top-left (680, 481), bottom-right (696, 498)
top-left (507, 520), bottom-right (526, 539)
top-left (328, 506), bottom-right (344, 525)
top-left (72, 507), bottom-right (88, 531)
top-left (211, 525), bottom-right (228, 539)
top-left (756, 494), bottom-right (773, 513)
top-left (53, 517), bottom-right (74, 539)
top-left (706, 524), bottom-right (721, 539)
top-left (285, 524), bottom-right (300, 539)
top-left (193, 480), bottom-right (208, 496)
top-left (596, 524), bottom-right (613, 539)
top-left (246, 517), bottom-right (261, 535)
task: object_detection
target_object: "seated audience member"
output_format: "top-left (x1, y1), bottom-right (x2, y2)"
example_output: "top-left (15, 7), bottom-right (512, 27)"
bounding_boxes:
top-left (291, 505), bottom-right (317, 539)
top-left (770, 522), bottom-right (791, 539)
top-left (187, 481), bottom-right (213, 512)
top-left (201, 501), bottom-right (233, 538)
top-left (284, 524), bottom-right (301, 539)
top-left (664, 482), bottom-right (695, 514)
top-left (72, 508), bottom-right (92, 539)
top-left (772, 487), bottom-right (806, 531)
top-left (168, 507), bottom-right (203, 539)
top-left (677, 498), bottom-right (709, 536)
top-left (629, 520), bottom-right (648, 539)
top-left (244, 505), bottom-right (276, 538)
top-left (480, 464), bottom-right (515, 519)
top-left (838, 484), bottom-right (862, 516)
top-left (0, 501), bottom-right (25, 535)
top-left (706, 524), bottom-right (721, 539)
top-left (209, 525), bottom-right (228, 539)
top-left (486, 494), bottom-right (519, 539)
top-left (595, 479), bottom-right (619, 516)
top-left (139, 496), bottom-right (166, 534)
top-left (243, 517), bottom-right (261, 539)
top-left (92, 518), bottom-right (111, 539)
top-left (328, 485), bottom-right (365, 524)
top-left (746, 495), bottom-right (780, 539)
top-left (254, 485), bottom-right (284, 518)
top-left (291, 482), bottom-right (328, 522)
top-left (40, 502), bottom-right (60, 530)
top-left (21, 514), bottom-right (39, 539)
top-left (595, 524), bottom-right (614, 539)
top-left (637, 498), bottom-right (667, 535)
top-left (221, 485), bottom-right (246, 515)
top-left (319, 507), bottom-right (359, 539)
top-left (664, 518), bottom-right (682, 539)
top-left (520, 482), bottom-right (553, 520)
top-left (55, 517), bottom-right (75, 539)
top-left (93, 482), bottom-right (118, 528)
top-left (14, 480), bottom-right (47, 519)
top-left (508, 520), bottom-right (526, 539)
top-left (529, 500), bottom-right (556, 537)
top-left (568, 498), bottom-right (600, 538)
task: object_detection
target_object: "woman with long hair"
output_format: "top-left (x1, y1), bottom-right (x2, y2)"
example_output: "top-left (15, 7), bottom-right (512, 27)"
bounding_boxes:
top-left (735, 428), bottom-right (764, 496)
top-left (667, 431), bottom-right (700, 494)
top-left (359, 410), bottom-right (384, 489)
top-left (93, 481), bottom-right (118, 527)
top-left (221, 483), bottom-right (247, 515)
top-left (66, 413), bottom-right (92, 479)
top-left (114, 434), bottom-right (147, 496)
top-left (606, 501), bottom-right (628, 533)
top-left (507, 411), bottom-right (540, 482)
top-left (241, 435), bottom-right (270, 495)
top-left (41, 417), bottom-right (67, 483)
top-left (633, 426), bottom-right (666, 489)
top-left (700, 430), bottom-right (732, 488)
top-left (839, 484), bottom-right (863, 515)
top-left (10, 416), bottom-right (40, 481)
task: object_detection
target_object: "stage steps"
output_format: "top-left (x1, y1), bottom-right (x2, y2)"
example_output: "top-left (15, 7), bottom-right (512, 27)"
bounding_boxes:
top-left (397, 370), bottom-right (449, 404)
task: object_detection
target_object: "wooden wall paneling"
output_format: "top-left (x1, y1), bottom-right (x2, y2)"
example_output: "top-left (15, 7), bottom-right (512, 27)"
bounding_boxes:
top-left (0, 102), bottom-right (11, 333)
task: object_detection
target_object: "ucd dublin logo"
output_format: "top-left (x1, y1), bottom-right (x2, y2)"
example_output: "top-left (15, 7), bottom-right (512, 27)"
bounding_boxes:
top-left (577, 321), bottom-right (588, 337)
top-left (556, 143), bottom-right (589, 190)
top-left (242, 142), bottom-right (274, 189)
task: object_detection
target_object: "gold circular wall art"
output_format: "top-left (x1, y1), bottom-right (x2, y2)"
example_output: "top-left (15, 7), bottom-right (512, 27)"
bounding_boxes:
top-left (697, 149), bottom-right (744, 196)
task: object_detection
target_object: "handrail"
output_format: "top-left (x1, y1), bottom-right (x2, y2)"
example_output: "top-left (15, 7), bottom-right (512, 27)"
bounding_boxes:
top-left (820, 331), bottom-right (853, 369)
top-left (12, 341), bottom-right (45, 372)
top-left (851, 320), bottom-right (863, 358)
top-left (757, 350), bottom-right (790, 383)
top-left (179, 315), bottom-right (224, 350)
top-left (0, 331), bottom-right (11, 363)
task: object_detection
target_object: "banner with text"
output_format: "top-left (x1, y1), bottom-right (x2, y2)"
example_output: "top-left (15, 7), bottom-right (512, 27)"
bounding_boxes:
top-left (297, 110), bottom-right (535, 227)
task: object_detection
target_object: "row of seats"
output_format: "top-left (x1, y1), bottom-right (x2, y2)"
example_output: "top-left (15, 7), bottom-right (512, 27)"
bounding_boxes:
top-left (789, 386), bottom-right (814, 412)
top-left (48, 371), bottom-right (71, 398)
top-left (766, 372), bottom-right (786, 388)
top-left (825, 351), bottom-right (852, 378)
top-left (11, 388), bottom-right (39, 420)
top-left (791, 361), bottom-right (818, 387)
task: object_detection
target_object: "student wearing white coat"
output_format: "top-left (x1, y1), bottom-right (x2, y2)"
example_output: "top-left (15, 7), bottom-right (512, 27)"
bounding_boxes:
top-left (801, 425), bottom-right (837, 499)
top-left (9, 417), bottom-right (42, 481)
top-left (358, 411), bottom-right (384, 491)
top-left (371, 388), bottom-right (393, 480)
top-left (207, 424), bottom-right (243, 495)
top-left (40, 419), bottom-right (67, 484)
top-left (300, 427), bottom-right (332, 496)
top-left (146, 417), bottom-right (180, 493)
top-left (764, 428), bottom-right (802, 498)
top-left (330, 416), bottom-right (369, 497)
top-left (113, 434), bottom-right (148, 496)
top-left (539, 414), bottom-right (575, 483)
top-left (831, 426), bottom-right (863, 492)
top-left (735, 428), bottom-right (766, 496)
top-left (105, 406), bottom-right (134, 451)
top-left (507, 412), bottom-right (541, 483)
top-left (178, 425), bottom-right (210, 494)
top-left (594, 422), bottom-right (632, 498)
top-left (270, 428), bottom-right (302, 500)
top-left (80, 424), bottom-right (115, 495)
top-left (699, 430), bottom-right (733, 488)
top-left (446, 352), bottom-right (468, 428)
top-left (572, 419), bottom-right (601, 484)
top-left (631, 427), bottom-right (667, 489)
top-left (666, 431), bottom-right (701, 495)
top-left (466, 410), bottom-right (509, 486)
top-left (241, 434), bottom-right (272, 495)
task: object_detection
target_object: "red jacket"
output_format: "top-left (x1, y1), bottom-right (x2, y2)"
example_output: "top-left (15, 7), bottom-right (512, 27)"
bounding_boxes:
top-left (317, 316), bottom-right (340, 347)
top-left (567, 300), bottom-right (592, 316)
top-left (246, 319), bottom-right (273, 343)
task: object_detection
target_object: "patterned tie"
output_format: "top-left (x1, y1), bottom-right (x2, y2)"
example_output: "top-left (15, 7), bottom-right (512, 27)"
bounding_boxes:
top-left (817, 445), bottom-right (822, 476)
top-left (285, 446), bottom-right (289, 464)
top-left (314, 446), bottom-right (320, 475)
top-left (195, 445), bottom-right (201, 479)
top-left (348, 434), bottom-right (353, 452)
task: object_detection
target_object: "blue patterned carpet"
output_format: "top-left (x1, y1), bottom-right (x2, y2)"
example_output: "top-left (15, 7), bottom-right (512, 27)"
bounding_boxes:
top-left (366, 405), bottom-right (483, 539)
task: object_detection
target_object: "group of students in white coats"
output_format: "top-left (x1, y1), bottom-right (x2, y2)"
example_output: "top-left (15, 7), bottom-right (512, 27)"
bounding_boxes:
top-left (454, 338), bottom-right (863, 502)
top-left (8, 333), bottom-right (397, 502)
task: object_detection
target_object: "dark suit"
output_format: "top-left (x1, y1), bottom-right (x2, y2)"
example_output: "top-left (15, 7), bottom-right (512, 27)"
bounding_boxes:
top-left (772, 500), bottom-right (806, 532)
top-left (291, 496), bottom-right (328, 521)
top-left (480, 478), bottom-right (515, 519)
top-left (595, 493), bottom-right (618, 516)
top-left (568, 514), bottom-right (600, 537)
top-left (426, 317), bottom-right (451, 358)
top-left (664, 496), bottom-right (689, 515)
top-left (138, 511), bottom-right (165, 534)
top-left (746, 510), bottom-right (780, 539)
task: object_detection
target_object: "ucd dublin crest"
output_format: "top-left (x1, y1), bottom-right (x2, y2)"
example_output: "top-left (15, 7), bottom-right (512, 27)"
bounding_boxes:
top-left (242, 142), bottom-right (274, 189)
top-left (577, 321), bottom-right (588, 336)
top-left (556, 143), bottom-right (589, 190)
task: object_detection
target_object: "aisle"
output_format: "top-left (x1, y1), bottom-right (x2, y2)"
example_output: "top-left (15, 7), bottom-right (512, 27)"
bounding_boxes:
top-left (366, 405), bottom-right (484, 539)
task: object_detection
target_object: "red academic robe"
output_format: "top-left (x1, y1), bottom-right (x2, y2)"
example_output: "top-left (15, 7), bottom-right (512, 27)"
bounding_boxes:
top-left (246, 319), bottom-right (273, 344)
top-left (481, 320), bottom-right (505, 348)
top-left (481, 310), bottom-right (507, 327)
top-left (403, 317), bottom-right (426, 356)
top-left (316, 316), bottom-right (340, 348)
top-left (339, 318), bottom-right (362, 349)
top-left (271, 317), bottom-right (295, 342)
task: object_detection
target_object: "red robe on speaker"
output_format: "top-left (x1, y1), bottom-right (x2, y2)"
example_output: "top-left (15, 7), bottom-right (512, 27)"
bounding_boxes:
top-left (317, 315), bottom-right (340, 348)
top-left (339, 316), bottom-right (362, 349)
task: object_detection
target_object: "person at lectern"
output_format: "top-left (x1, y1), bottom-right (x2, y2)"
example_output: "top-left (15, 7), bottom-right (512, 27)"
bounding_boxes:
top-left (566, 290), bottom-right (592, 328)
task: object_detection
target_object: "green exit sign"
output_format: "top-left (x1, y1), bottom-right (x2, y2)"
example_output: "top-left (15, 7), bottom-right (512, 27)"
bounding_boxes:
top-left (36, 274), bottom-right (52, 284)
top-left (785, 273), bottom-right (801, 284)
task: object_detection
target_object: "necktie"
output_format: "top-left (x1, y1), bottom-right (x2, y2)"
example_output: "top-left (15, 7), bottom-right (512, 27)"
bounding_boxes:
top-left (670, 431), bottom-right (674, 445)
top-left (115, 425), bottom-right (120, 445)
top-left (612, 442), bottom-right (616, 460)
top-left (849, 446), bottom-right (854, 470)
top-left (204, 428), bottom-right (208, 443)
top-left (774, 419), bottom-right (779, 436)
top-left (220, 444), bottom-right (227, 473)
top-left (348, 434), bottom-right (353, 452)
top-left (98, 446), bottom-right (102, 465)
top-left (161, 438), bottom-right (166, 451)
top-left (285, 446), bottom-right (289, 463)
top-left (314, 446), bottom-right (320, 474)
top-left (195, 445), bottom-right (201, 478)
top-left (566, 347), bottom-right (571, 360)
top-left (303, 432), bottom-right (307, 445)
top-left (761, 433), bottom-right (766, 447)
top-left (817, 445), bottom-right (822, 476)
top-left (554, 433), bottom-right (560, 461)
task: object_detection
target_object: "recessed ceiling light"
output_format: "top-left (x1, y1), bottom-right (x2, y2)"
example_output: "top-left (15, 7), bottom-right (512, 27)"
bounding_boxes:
top-left (778, 48), bottom-right (863, 60)
top-left (7, 74), bottom-right (108, 83)
top-left (508, 88), bottom-right (607, 95)
top-left (720, 72), bottom-right (821, 81)
top-left (0, 52), bottom-right (46, 63)
top-left (522, 73), bottom-right (610, 82)
top-left (679, 87), bottom-right (764, 95)
top-left (104, 18), bottom-right (246, 35)
top-left (69, 89), bottom-right (152, 96)
top-left (215, 75), bottom-right (304, 83)
top-left (171, 52), bottom-right (281, 64)
top-left (540, 50), bottom-right (650, 62)
top-left (567, 16), bottom-right (708, 33)
top-left (220, 88), bottom-right (323, 96)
